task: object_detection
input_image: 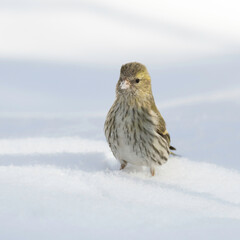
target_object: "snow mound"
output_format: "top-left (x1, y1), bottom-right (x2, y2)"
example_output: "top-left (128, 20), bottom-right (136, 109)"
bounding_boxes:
top-left (0, 137), bottom-right (240, 239)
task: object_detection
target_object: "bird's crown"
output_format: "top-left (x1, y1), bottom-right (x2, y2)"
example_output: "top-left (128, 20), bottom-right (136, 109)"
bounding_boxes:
top-left (120, 62), bottom-right (148, 77)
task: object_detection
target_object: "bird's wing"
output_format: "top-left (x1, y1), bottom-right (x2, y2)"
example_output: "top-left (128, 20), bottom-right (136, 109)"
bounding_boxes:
top-left (151, 102), bottom-right (176, 151)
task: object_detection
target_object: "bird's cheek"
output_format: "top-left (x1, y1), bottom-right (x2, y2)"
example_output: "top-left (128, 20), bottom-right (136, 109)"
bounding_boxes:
top-left (120, 80), bottom-right (131, 90)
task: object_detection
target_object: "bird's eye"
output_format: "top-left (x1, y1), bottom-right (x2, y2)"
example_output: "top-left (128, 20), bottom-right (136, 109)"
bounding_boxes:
top-left (135, 78), bottom-right (140, 83)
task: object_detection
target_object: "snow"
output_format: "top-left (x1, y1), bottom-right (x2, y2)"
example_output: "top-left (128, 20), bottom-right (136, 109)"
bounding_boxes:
top-left (1, 82), bottom-right (240, 240)
top-left (159, 87), bottom-right (240, 109)
top-left (1, 152), bottom-right (240, 240)
top-left (0, 137), bottom-right (110, 157)
top-left (1, 0), bottom-right (240, 65)
top-left (0, 114), bottom-right (240, 239)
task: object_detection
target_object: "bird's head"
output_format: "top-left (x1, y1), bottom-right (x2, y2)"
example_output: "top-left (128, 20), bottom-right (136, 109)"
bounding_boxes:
top-left (116, 62), bottom-right (152, 99)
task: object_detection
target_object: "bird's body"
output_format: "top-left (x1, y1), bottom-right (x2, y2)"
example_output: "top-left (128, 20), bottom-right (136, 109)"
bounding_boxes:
top-left (104, 62), bottom-right (174, 176)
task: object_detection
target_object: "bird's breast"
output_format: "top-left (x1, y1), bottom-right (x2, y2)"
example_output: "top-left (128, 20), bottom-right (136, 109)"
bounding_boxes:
top-left (105, 100), bottom-right (169, 166)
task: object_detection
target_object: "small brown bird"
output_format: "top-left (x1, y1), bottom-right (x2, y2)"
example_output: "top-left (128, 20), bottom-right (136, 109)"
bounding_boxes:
top-left (104, 62), bottom-right (175, 176)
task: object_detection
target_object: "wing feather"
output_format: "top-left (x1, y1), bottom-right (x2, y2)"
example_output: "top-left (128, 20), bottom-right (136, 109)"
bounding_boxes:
top-left (151, 102), bottom-right (176, 151)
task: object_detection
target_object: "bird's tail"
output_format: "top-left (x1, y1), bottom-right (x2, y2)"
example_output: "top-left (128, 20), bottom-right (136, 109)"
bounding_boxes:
top-left (170, 145), bottom-right (176, 151)
top-left (169, 145), bottom-right (181, 157)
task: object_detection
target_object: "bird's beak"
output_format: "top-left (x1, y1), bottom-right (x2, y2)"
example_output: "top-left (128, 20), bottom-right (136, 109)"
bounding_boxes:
top-left (120, 79), bottom-right (130, 89)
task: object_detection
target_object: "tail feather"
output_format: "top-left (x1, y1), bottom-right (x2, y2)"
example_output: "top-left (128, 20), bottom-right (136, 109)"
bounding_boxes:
top-left (170, 151), bottom-right (181, 157)
top-left (169, 145), bottom-right (181, 157)
top-left (169, 145), bottom-right (176, 151)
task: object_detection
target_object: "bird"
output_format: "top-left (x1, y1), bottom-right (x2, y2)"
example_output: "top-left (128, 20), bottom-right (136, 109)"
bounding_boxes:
top-left (104, 62), bottom-right (175, 176)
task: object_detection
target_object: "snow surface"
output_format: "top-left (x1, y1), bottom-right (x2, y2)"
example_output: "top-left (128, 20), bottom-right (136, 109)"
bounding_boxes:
top-left (1, 75), bottom-right (240, 239)
top-left (0, 112), bottom-right (240, 240)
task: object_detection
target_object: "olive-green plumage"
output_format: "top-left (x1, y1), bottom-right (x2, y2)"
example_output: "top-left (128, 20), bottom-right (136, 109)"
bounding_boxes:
top-left (104, 62), bottom-right (175, 176)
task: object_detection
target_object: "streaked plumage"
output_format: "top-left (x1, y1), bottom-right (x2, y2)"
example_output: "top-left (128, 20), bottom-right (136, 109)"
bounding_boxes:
top-left (104, 62), bottom-right (175, 176)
